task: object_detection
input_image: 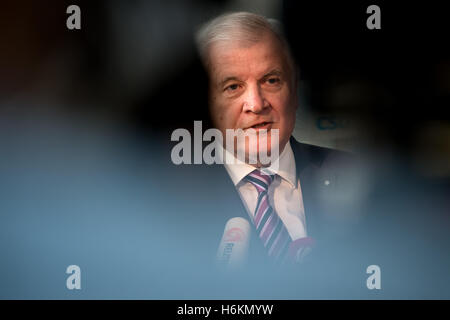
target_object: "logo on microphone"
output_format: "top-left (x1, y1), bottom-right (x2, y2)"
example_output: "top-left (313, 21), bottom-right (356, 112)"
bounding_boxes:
top-left (224, 227), bottom-right (245, 242)
top-left (217, 217), bottom-right (251, 267)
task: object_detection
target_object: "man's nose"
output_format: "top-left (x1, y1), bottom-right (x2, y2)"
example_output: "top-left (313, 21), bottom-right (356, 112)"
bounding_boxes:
top-left (242, 84), bottom-right (268, 113)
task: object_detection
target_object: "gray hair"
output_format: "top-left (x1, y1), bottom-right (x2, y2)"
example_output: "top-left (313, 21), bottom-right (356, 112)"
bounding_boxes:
top-left (195, 12), bottom-right (298, 81)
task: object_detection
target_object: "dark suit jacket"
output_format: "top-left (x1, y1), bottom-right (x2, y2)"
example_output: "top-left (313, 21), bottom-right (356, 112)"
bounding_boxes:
top-left (164, 136), bottom-right (366, 270)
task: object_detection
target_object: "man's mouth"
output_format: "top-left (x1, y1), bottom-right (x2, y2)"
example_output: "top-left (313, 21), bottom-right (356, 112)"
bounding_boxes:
top-left (246, 122), bottom-right (273, 130)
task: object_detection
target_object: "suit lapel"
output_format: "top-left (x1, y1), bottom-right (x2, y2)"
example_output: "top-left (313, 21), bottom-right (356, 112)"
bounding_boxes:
top-left (290, 137), bottom-right (328, 240)
top-left (212, 164), bottom-right (269, 261)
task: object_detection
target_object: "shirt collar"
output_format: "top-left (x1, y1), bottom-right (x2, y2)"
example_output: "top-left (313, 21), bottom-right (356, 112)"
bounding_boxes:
top-left (223, 140), bottom-right (297, 187)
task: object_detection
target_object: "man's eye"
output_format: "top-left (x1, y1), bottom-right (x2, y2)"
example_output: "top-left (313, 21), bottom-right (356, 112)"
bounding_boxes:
top-left (226, 84), bottom-right (239, 91)
top-left (266, 77), bottom-right (280, 84)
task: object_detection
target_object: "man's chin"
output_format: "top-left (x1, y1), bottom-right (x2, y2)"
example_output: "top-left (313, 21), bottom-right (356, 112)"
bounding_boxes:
top-left (235, 144), bottom-right (277, 166)
top-left (224, 128), bottom-right (283, 165)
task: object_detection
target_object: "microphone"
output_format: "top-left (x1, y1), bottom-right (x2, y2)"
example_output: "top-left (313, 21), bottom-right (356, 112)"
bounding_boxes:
top-left (216, 217), bottom-right (251, 268)
top-left (286, 237), bottom-right (315, 264)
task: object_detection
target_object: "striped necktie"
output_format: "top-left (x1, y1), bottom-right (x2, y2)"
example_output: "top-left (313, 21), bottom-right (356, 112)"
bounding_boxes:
top-left (244, 169), bottom-right (292, 261)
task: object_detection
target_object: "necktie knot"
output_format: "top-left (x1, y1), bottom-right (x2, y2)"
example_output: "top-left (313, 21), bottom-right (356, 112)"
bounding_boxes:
top-left (244, 169), bottom-right (275, 194)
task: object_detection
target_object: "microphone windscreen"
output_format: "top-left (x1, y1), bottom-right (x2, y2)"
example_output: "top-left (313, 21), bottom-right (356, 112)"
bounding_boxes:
top-left (216, 217), bottom-right (251, 268)
top-left (287, 236), bottom-right (315, 264)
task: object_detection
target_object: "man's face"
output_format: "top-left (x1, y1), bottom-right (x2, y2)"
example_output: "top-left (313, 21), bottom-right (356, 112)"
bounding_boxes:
top-left (207, 32), bottom-right (297, 165)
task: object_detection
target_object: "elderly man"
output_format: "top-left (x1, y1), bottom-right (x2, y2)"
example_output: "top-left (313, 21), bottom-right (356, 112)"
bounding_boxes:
top-left (183, 12), bottom-right (363, 267)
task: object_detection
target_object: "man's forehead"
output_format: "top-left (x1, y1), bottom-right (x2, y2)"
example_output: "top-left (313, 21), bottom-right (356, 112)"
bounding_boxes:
top-left (208, 38), bottom-right (288, 82)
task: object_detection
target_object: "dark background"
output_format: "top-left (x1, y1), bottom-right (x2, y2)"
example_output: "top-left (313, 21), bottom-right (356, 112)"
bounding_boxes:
top-left (0, 0), bottom-right (449, 298)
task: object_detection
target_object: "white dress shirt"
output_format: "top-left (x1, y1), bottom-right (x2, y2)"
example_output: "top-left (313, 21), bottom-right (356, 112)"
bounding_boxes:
top-left (223, 141), bottom-right (308, 241)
